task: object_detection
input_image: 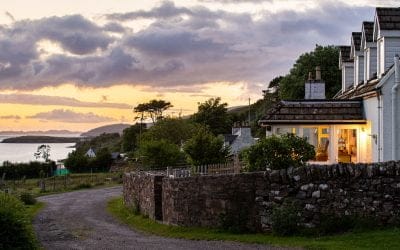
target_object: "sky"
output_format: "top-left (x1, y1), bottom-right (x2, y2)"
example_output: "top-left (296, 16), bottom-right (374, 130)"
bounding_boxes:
top-left (0, 0), bottom-right (398, 132)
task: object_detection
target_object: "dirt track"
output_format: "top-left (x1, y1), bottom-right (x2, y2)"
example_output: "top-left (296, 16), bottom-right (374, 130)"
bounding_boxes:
top-left (34, 186), bottom-right (293, 250)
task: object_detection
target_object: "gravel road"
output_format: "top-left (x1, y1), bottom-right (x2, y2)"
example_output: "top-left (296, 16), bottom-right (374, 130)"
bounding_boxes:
top-left (34, 186), bottom-right (294, 250)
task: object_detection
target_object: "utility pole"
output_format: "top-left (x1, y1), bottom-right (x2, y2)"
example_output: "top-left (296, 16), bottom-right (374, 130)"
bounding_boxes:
top-left (248, 98), bottom-right (251, 125)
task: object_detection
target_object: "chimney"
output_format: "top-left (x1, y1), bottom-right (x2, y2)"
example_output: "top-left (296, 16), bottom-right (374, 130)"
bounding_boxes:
top-left (315, 66), bottom-right (321, 80)
top-left (304, 66), bottom-right (325, 99)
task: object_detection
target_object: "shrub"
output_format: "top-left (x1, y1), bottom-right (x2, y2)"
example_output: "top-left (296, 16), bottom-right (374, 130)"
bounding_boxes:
top-left (0, 192), bottom-right (37, 249)
top-left (242, 133), bottom-right (315, 171)
top-left (183, 128), bottom-right (230, 166)
top-left (20, 192), bottom-right (37, 205)
top-left (270, 200), bottom-right (301, 236)
top-left (136, 139), bottom-right (184, 169)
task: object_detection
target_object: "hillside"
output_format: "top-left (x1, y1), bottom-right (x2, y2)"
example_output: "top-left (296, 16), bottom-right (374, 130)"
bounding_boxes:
top-left (81, 123), bottom-right (131, 137)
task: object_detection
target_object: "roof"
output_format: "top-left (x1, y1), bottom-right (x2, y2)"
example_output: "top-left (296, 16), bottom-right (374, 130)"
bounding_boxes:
top-left (376, 7), bottom-right (400, 30)
top-left (336, 64), bottom-right (393, 99)
top-left (223, 134), bottom-right (238, 144)
top-left (339, 46), bottom-right (352, 63)
top-left (259, 100), bottom-right (366, 125)
top-left (362, 21), bottom-right (374, 43)
top-left (351, 32), bottom-right (362, 51)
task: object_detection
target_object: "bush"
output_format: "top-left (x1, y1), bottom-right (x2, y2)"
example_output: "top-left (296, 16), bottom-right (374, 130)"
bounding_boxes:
top-left (0, 192), bottom-right (37, 249)
top-left (0, 161), bottom-right (56, 179)
top-left (136, 139), bottom-right (184, 169)
top-left (270, 200), bottom-right (301, 236)
top-left (183, 128), bottom-right (230, 166)
top-left (242, 133), bottom-right (315, 171)
top-left (20, 192), bottom-right (37, 205)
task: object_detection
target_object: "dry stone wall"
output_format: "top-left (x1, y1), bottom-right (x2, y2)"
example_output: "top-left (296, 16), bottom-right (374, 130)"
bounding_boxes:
top-left (123, 161), bottom-right (400, 231)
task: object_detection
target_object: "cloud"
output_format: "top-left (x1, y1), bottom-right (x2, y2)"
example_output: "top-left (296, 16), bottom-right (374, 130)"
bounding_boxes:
top-left (0, 115), bottom-right (21, 119)
top-left (0, 1), bottom-right (378, 93)
top-left (0, 94), bottom-right (131, 109)
top-left (27, 109), bottom-right (116, 123)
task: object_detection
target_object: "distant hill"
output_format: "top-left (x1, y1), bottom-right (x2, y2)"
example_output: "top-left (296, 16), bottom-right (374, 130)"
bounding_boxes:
top-left (81, 123), bottom-right (132, 137)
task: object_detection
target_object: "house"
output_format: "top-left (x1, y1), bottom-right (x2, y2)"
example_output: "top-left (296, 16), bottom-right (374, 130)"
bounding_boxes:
top-left (85, 148), bottom-right (96, 158)
top-left (223, 122), bottom-right (256, 154)
top-left (259, 7), bottom-right (400, 164)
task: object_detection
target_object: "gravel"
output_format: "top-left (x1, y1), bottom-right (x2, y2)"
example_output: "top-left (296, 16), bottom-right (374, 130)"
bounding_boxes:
top-left (34, 186), bottom-right (295, 250)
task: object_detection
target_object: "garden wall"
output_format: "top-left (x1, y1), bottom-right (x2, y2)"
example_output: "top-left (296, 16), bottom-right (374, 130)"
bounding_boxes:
top-left (123, 161), bottom-right (400, 231)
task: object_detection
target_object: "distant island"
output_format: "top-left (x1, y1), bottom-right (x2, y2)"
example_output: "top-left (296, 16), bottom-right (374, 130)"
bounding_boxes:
top-left (0, 130), bottom-right (82, 135)
top-left (1, 136), bottom-right (81, 143)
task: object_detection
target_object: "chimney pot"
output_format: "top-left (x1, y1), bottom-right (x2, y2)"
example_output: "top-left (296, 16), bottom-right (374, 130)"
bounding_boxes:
top-left (315, 66), bottom-right (321, 81)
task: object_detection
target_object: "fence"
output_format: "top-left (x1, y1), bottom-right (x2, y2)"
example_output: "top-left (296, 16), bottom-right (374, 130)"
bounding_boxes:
top-left (166, 161), bottom-right (242, 178)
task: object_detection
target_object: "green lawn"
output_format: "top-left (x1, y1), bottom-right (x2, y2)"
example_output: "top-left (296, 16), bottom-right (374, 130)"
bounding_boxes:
top-left (107, 197), bottom-right (400, 250)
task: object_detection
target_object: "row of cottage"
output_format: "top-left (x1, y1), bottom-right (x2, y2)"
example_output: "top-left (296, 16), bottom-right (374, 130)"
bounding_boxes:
top-left (258, 7), bottom-right (400, 164)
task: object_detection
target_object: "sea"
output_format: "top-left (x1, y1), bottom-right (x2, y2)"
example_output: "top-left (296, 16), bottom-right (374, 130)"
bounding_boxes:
top-left (0, 134), bottom-right (78, 165)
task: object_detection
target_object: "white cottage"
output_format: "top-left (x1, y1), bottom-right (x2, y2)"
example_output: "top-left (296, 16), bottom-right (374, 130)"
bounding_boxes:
top-left (259, 7), bottom-right (400, 164)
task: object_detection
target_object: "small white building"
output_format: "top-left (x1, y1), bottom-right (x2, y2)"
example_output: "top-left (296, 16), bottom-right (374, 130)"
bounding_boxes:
top-left (260, 7), bottom-right (400, 164)
top-left (85, 148), bottom-right (96, 158)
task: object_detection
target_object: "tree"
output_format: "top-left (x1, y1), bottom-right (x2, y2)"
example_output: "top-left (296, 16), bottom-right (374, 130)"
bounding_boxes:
top-left (64, 151), bottom-right (89, 173)
top-left (136, 140), bottom-right (183, 169)
top-left (279, 45), bottom-right (340, 100)
top-left (134, 99), bottom-right (173, 123)
top-left (121, 124), bottom-right (143, 152)
top-left (191, 97), bottom-right (232, 135)
top-left (242, 133), bottom-right (315, 171)
top-left (141, 118), bottom-right (203, 146)
top-left (34, 144), bottom-right (51, 162)
top-left (183, 128), bottom-right (230, 166)
top-left (89, 147), bottom-right (113, 172)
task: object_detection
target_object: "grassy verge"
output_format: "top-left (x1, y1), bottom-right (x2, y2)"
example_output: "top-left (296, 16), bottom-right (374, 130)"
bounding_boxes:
top-left (107, 197), bottom-right (400, 250)
top-left (26, 202), bottom-right (45, 220)
top-left (4, 172), bottom-right (122, 197)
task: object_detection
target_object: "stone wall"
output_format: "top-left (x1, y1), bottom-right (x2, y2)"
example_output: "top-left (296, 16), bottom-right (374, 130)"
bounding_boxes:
top-left (123, 172), bottom-right (163, 220)
top-left (123, 161), bottom-right (400, 231)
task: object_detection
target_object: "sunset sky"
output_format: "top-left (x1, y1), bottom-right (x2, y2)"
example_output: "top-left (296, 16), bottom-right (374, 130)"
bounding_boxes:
top-left (0, 0), bottom-right (397, 132)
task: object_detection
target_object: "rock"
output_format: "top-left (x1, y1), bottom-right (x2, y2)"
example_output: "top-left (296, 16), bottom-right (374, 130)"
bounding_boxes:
top-left (312, 190), bottom-right (321, 198)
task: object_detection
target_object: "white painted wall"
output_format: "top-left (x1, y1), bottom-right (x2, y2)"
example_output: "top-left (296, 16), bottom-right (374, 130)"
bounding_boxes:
top-left (380, 73), bottom-right (396, 161)
top-left (364, 46), bottom-right (377, 82)
top-left (363, 97), bottom-right (379, 162)
top-left (342, 63), bottom-right (354, 92)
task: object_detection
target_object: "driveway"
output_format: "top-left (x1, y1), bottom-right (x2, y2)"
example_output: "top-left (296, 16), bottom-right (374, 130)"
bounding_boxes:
top-left (34, 186), bottom-right (292, 250)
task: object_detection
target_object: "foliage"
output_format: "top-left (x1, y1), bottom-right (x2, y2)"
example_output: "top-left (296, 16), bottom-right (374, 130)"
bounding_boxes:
top-left (75, 133), bottom-right (121, 154)
top-left (270, 200), bottom-right (301, 236)
top-left (0, 192), bottom-right (37, 249)
top-left (141, 118), bottom-right (203, 146)
top-left (34, 144), bottom-right (51, 162)
top-left (134, 99), bottom-right (173, 123)
top-left (0, 161), bottom-right (56, 179)
top-left (65, 147), bottom-right (113, 173)
top-left (136, 140), bottom-right (183, 169)
top-left (279, 45), bottom-right (341, 99)
top-left (183, 128), bottom-right (230, 166)
top-left (121, 124), bottom-right (143, 152)
top-left (242, 133), bottom-right (315, 171)
top-left (268, 76), bottom-right (284, 89)
top-left (64, 151), bottom-right (89, 173)
top-left (19, 192), bottom-right (37, 205)
top-left (191, 97), bottom-right (232, 135)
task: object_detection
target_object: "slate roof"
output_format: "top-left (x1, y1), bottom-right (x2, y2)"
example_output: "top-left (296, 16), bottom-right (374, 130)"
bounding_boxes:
top-left (376, 7), bottom-right (400, 30)
top-left (223, 134), bottom-right (238, 145)
top-left (362, 21), bottom-right (374, 43)
top-left (339, 46), bottom-right (352, 63)
top-left (259, 100), bottom-right (366, 125)
top-left (352, 32), bottom-right (362, 51)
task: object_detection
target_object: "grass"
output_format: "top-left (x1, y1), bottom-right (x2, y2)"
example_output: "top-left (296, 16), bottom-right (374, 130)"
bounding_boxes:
top-left (3, 172), bottom-right (122, 197)
top-left (107, 197), bottom-right (400, 250)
